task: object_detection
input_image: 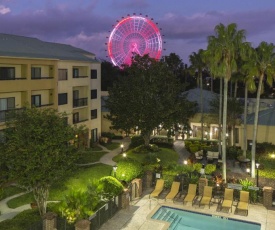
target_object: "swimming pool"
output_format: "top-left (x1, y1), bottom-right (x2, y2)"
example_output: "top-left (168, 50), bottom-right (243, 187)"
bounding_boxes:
top-left (152, 206), bottom-right (261, 230)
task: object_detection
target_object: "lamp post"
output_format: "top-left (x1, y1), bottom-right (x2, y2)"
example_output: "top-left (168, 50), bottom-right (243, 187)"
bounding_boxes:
top-left (113, 165), bottom-right (118, 178)
top-left (256, 163), bottom-right (260, 187)
top-left (120, 143), bottom-right (124, 153)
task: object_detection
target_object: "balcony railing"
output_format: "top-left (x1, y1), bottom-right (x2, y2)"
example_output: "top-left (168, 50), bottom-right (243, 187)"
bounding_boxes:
top-left (0, 108), bottom-right (24, 122)
top-left (31, 76), bottom-right (54, 80)
top-left (73, 75), bottom-right (88, 79)
top-left (73, 98), bottom-right (88, 108)
top-left (31, 103), bottom-right (54, 108)
top-left (73, 118), bottom-right (89, 124)
top-left (0, 77), bottom-right (27, 80)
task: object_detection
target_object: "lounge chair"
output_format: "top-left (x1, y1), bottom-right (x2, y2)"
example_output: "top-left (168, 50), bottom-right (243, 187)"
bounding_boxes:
top-left (183, 184), bottom-right (197, 205)
top-left (199, 186), bottom-right (213, 208)
top-left (221, 188), bottom-right (234, 212)
top-left (149, 179), bottom-right (164, 199)
top-left (165, 181), bottom-right (180, 202)
top-left (236, 191), bottom-right (249, 216)
top-left (195, 150), bottom-right (203, 160)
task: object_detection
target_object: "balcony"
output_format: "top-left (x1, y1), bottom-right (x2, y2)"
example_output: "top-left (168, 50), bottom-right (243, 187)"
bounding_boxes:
top-left (0, 108), bottom-right (24, 122)
top-left (0, 76), bottom-right (27, 80)
top-left (31, 103), bottom-right (54, 108)
top-left (73, 98), bottom-right (88, 108)
top-left (72, 75), bottom-right (88, 79)
top-left (31, 76), bottom-right (54, 80)
top-left (73, 118), bottom-right (89, 124)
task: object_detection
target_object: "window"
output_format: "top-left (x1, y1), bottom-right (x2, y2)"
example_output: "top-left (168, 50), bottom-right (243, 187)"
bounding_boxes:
top-left (91, 128), bottom-right (98, 143)
top-left (91, 89), bottom-right (97, 99)
top-left (91, 109), bottom-right (97, 119)
top-left (0, 67), bottom-right (15, 80)
top-left (31, 67), bottom-right (41, 79)
top-left (58, 69), bottom-right (68, 80)
top-left (58, 93), bottom-right (68, 105)
top-left (31, 95), bottom-right (41, 107)
top-left (73, 112), bottom-right (79, 124)
top-left (91, 69), bottom-right (97, 79)
top-left (73, 68), bottom-right (79, 78)
top-left (0, 97), bottom-right (15, 122)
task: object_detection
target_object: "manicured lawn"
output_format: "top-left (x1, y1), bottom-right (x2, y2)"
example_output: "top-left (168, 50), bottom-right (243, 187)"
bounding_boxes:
top-left (76, 149), bottom-right (108, 164)
top-left (1, 185), bottom-right (25, 200)
top-left (101, 142), bottom-right (121, 150)
top-left (7, 164), bottom-right (112, 208)
top-left (113, 147), bottom-right (179, 166)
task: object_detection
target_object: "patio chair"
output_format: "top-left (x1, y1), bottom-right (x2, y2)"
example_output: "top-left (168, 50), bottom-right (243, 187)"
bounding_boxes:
top-left (195, 151), bottom-right (203, 160)
top-left (165, 181), bottom-right (180, 202)
top-left (183, 184), bottom-right (197, 206)
top-left (236, 191), bottom-right (249, 216)
top-left (221, 188), bottom-right (234, 212)
top-left (149, 179), bottom-right (164, 199)
top-left (199, 186), bottom-right (213, 208)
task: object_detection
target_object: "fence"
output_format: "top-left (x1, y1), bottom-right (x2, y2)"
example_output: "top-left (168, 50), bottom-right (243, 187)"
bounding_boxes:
top-left (28, 196), bottom-right (121, 230)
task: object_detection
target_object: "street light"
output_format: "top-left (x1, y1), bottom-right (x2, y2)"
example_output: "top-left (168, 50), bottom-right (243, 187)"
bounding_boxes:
top-left (122, 153), bottom-right (127, 158)
top-left (256, 163), bottom-right (260, 187)
top-left (183, 160), bottom-right (188, 165)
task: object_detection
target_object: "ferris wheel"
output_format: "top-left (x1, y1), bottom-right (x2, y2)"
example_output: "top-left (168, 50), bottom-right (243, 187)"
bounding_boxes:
top-left (107, 15), bottom-right (163, 68)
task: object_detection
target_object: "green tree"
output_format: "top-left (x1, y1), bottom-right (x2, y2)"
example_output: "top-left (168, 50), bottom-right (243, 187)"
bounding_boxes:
top-left (189, 49), bottom-right (207, 141)
top-left (0, 107), bottom-right (77, 215)
top-left (248, 42), bottom-right (275, 177)
top-left (101, 60), bottom-right (122, 91)
top-left (105, 54), bottom-right (197, 146)
top-left (205, 23), bottom-right (247, 180)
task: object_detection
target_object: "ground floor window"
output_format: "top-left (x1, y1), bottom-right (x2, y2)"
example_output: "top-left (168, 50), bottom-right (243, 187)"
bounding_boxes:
top-left (91, 128), bottom-right (98, 143)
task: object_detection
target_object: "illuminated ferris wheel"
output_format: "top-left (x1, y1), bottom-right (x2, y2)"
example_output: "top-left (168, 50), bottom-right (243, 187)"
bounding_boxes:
top-left (107, 15), bottom-right (163, 68)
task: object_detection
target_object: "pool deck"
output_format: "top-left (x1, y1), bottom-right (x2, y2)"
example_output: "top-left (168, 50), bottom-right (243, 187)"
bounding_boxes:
top-left (100, 189), bottom-right (275, 230)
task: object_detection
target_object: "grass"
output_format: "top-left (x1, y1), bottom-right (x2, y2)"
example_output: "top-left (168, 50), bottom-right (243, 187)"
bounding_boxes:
top-left (76, 149), bottom-right (108, 164)
top-left (1, 185), bottom-right (25, 200)
top-left (7, 164), bottom-right (112, 208)
top-left (101, 142), bottom-right (121, 150)
top-left (113, 147), bottom-right (179, 166)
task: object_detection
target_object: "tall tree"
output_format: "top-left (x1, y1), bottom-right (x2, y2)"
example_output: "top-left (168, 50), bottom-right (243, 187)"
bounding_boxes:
top-left (205, 23), bottom-right (247, 180)
top-left (248, 42), bottom-right (275, 177)
top-left (0, 107), bottom-right (77, 215)
top-left (105, 54), bottom-right (197, 146)
top-left (189, 49), bottom-right (207, 141)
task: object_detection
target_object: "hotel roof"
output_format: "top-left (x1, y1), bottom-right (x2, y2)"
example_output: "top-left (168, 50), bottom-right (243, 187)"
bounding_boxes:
top-left (0, 33), bottom-right (99, 62)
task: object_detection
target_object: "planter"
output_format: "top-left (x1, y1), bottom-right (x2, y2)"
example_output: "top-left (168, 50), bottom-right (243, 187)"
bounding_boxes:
top-left (30, 202), bottom-right (38, 209)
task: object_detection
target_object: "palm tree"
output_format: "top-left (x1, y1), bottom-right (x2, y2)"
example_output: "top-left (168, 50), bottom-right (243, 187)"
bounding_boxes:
top-left (189, 49), bottom-right (207, 141)
top-left (248, 42), bottom-right (275, 178)
top-left (205, 23), bottom-right (247, 180)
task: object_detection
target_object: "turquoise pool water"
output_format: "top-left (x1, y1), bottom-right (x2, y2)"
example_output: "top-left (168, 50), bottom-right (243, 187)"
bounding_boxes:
top-left (152, 206), bottom-right (261, 230)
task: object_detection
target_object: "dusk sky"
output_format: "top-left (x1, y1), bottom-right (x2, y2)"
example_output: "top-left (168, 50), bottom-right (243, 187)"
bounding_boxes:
top-left (1, 0), bottom-right (275, 63)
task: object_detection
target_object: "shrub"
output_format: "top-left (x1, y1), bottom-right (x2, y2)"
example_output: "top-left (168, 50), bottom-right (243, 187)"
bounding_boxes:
top-left (189, 144), bottom-right (200, 153)
top-left (227, 146), bottom-right (242, 160)
top-left (193, 163), bottom-right (202, 173)
top-left (101, 132), bottom-right (115, 139)
top-left (162, 170), bottom-right (177, 189)
top-left (239, 178), bottom-right (257, 203)
top-left (132, 144), bottom-right (159, 154)
top-left (98, 176), bottom-right (124, 200)
top-left (115, 159), bottom-right (144, 183)
top-left (204, 164), bottom-right (216, 175)
top-left (58, 188), bottom-right (94, 223)
top-left (129, 135), bottom-right (144, 148)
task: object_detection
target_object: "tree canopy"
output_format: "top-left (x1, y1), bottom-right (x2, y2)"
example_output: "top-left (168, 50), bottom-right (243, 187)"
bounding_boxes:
top-left (104, 54), bottom-right (197, 145)
top-left (0, 107), bottom-right (78, 215)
